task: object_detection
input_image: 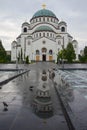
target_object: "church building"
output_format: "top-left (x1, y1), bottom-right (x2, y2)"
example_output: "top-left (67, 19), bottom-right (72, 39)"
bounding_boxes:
top-left (11, 5), bottom-right (78, 62)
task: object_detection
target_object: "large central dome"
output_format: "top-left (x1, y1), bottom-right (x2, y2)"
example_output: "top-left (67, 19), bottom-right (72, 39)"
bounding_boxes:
top-left (32, 9), bottom-right (57, 19)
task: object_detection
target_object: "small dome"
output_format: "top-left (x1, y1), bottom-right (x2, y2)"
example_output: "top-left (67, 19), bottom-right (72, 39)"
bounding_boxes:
top-left (72, 40), bottom-right (77, 43)
top-left (56, 35), bottom-right (62, 38)
top-left (27, 35), bottom-right (32, 39)
top-left (59, 21), bottom-right (67, 26)
top-left (35, 26), bottom-right (54, 32)
top-left (22, 22), bottom-right (29, 27)
top-left (32, 9), bottom-right (57, 19)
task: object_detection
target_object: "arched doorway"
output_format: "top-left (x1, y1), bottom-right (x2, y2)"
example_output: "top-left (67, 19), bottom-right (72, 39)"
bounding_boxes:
top-left (49, 50), bottom-right (53, 61)
top-left (36, 50), bottom-right (40, 61)
top-left (42, 48), bottom-right (47, 61)
top-left (42, 54), bottom-right (46, 61)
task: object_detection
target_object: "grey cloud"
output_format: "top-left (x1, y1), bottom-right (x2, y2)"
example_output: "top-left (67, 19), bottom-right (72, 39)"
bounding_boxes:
top-left (0, 0), bottom-right (87, 51)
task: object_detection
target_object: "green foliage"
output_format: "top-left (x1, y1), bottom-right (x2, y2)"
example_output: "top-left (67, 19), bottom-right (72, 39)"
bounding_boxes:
top-left (84, 46), bottom-right (87, 62)
top-left (84, 46), bottom-right (87, 57)
top-left (57, 42), bottom-right (76, 63)
top-left (57, 49), bottom-right (66, 61)
top-left (79, 46), bottom-right (87, 63)
top-left (6, 55), bottom-right (11, 62)
top-left (66, 42), bottom-right (76, 63)
top-left (78, 55), bottom-right (86, 63)
top-left (25, 56), bottom-right (29, 64)
top-left (0, 40), bottom-right (7, 63)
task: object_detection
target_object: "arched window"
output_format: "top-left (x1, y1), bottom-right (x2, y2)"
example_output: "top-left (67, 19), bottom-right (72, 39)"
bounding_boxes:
top-left (43, 17), bottom-right (45, 21)
top-left (47, 33), bottom-right (49, 37)
top-left (58, 48), bottom-right (60, 51)
top-left (49, 50), bottom-right (53, 55)
top-left (50, 33), bottom-right (52, 37)
top-left (36, 50), bottom-right (40, 55)
top-left (23, 27), bottom-right (27, 32)
top-left (74, 44), bottom-right (77, 48)
top-left (42, 48), bottom-right (47, 53)
top-left (47, 17), bottom-right (49, 21)
top-left (28, 41), bottom-right (30, 45)
top-left (54, 19), bottom-right (55, 23)
top-left (58, 40), bottom-right (61, 45)
top-left (39, 33), bottom-right (41, 37)
top-left (36, 33), bottom-right (38, 37)
top-left (13, 46), bottom-right (15, 49)
top-left (36, 18), bottom-right (37, 22)
top-left (61, 27), bottom-right (65, 32)
top-left (39, 18), bottom-right (41, 21)
top-left (43, 33), bottom-right (45, 37)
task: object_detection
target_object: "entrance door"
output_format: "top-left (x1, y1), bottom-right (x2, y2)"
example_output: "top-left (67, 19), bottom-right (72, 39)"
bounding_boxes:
top-left (42, 55), bottom-right (46, 61)
top-left (49, 56), bottom-right (53, 61)
top-left (36, 56), bottom-right (40, 61)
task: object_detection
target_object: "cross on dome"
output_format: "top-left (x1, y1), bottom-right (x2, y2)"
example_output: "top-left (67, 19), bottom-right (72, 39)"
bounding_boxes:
top-left (42, 4), bottom-right (46, 9)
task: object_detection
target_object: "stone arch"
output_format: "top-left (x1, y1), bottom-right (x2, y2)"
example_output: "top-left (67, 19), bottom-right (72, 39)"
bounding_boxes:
top-left (49, 50), bottom-right (53, 55)
top-left (36, 50), bottom-right (40, 55)
top-left (42, 47), bottom-right (47, 53)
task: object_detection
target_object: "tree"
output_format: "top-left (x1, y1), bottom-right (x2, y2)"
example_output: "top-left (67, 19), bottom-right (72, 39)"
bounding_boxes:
top-left (57, 49), bottom-right (67, 63)
top-left (84, 46), bottom-right (87, 62)
top-left (78, 54), bottom-right (85, 63)
top-left (0, 40), bottom-right (7, 63)
top-left (25, 56), bottom-right (29, 64)
top-left (6, 55), bottom-right (11, 62)
top-left (84, 46), bottom-right (87, 57)
top-left (66, 42), bottom-right (76, 63)
top-left (79, 46), bottom-right (87, 63)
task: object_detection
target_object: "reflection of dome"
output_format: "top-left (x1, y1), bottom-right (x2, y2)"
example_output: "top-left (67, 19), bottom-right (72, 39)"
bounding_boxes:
top-left (32, 9), bottom-right (57, 18)
top-left (35, 26), bottom-right (54, 32)
top-left (31, 80), bottom-right (53, 119)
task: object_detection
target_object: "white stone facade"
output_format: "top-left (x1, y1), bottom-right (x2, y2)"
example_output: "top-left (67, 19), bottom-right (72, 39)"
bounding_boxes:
top-left (11, 8), bottom-right (78, 62)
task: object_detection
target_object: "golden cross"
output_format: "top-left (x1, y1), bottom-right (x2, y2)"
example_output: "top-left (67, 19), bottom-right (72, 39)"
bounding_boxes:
top-left (42, 4), bottom-right (46, 9)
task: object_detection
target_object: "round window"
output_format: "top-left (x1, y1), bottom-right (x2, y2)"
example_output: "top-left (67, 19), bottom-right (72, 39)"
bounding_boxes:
top-left (43, 40), bottom-right (46, 44)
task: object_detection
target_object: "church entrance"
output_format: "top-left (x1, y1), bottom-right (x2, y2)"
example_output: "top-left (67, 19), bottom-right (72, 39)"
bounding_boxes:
top-left (42, 54), bottom-right (46, 61)
top-left (42, 47), bottom-right (47, 61)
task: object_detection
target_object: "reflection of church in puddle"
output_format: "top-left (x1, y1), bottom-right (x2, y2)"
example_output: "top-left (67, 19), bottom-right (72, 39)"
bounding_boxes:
top-left (32, 71), bottom-right (53, 118)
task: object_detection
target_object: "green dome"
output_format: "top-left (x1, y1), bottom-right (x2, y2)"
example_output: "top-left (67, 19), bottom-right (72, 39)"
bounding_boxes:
top-left (35, 26), bottom-right (54, 32)
top-left (32, 9), bottom-right (56, 18)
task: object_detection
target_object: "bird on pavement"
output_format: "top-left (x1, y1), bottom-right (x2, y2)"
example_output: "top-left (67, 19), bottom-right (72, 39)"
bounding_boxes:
top-left (3, 102), bottom-right (8, 107)
top-left (2, 102), bottom-right (8, 111)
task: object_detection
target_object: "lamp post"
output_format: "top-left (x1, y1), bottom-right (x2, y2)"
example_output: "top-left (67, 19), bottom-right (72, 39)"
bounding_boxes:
top-left (24, 49), bottom-right (26, 66)
top-left (62, 37), bottom-right (64, 69)
top-left (32, 52), bottom-right (33, 62)
top-left (15, 44), bottom-right (21, 69)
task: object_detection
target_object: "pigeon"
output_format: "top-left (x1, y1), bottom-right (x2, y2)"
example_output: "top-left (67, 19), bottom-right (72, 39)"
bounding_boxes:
top-left (3, 102), bottom-right (8, 111)
top-left (3, 102), bottom-right (8, 107)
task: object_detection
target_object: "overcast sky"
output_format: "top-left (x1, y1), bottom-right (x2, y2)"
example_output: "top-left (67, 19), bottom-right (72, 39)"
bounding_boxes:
top-left (0, 0), bottom-right (87, 53)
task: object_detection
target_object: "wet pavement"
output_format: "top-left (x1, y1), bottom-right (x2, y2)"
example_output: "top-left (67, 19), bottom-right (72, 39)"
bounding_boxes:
top-left (0, 62), bottom-right (87, 130)
top-left (0, 71), bottom-right (18, 82)
top-left (55, 69), bottom-right (87, 130)
top-left (0, 62), bottom-right (69, 130)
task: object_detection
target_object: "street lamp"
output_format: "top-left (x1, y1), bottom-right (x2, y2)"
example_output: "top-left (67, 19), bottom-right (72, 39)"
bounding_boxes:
top-left (32, 52), bottom-right (33, 62)
top-left (24, 49), bottom-right (26, 66)
top-left (62, 37), bottom-right (64, 69)
top-left (15, 44), bottom-right (21, 69)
